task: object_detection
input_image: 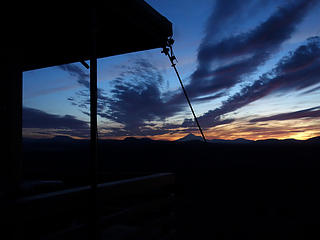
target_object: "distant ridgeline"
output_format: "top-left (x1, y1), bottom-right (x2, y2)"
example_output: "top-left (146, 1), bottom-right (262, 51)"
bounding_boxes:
top-left (22, 134), bottom-right (320, 144)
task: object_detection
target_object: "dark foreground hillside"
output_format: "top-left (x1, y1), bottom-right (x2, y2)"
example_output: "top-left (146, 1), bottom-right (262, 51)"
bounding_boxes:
top-left (23, 137), bottom-right (320, 184)
top-left (22, 137), bottom-right (320, 239)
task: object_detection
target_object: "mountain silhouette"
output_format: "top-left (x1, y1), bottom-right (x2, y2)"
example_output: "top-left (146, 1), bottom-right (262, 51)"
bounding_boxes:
top-left (23, 135), bottom-right (320, 144)
top-left (255, 138), bottom-right (281, 144)
top-left (123, 137), bottom-right (153, 143)
top-left (282, 138), bottom-right (302, 144)
top-left (305, 136), bottom-right (320, 143)
top-left (176, 133), bottom-right (204, 142)
top-left (209, 139), bottom-right (230, 143)
top-left (233, 138), bottom-right (254, 143)
top-left (52, 135), bottom-right (75, 142)
top-left (209, 138), bottom-right (253, 144)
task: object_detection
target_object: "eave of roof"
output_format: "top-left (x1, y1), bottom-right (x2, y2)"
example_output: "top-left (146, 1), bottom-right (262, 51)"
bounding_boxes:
top-left (1, 1), bottom-right (172, 71)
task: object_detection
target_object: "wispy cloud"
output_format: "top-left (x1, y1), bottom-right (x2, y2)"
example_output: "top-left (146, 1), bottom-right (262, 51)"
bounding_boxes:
top-left (301, 85), bottom-right (320, 95)
top-left (63, 59), bottom-right (187, 136)
top-left (24, 84), bottom-right (79, 99)
top-left (59, 63), bottom-right (110, 117)
top-left (58, 64), bottom-right (90, 89)
top-left (61, 1), bottom-right (320, 139)
top-left (250, 106), bottom-right (320, 123)
top-left (205, 118), bottom-right (320, 140)
top-left (201, 0), bottom-right (273, 44)
top-left (103, 59), bottom-right (184, 135)
top-left (185, 0), bottom-right (317, 100)
top-left (192, 36), bottom-right (320, 129)
top-left (23, 107), bottom-right (89, 130)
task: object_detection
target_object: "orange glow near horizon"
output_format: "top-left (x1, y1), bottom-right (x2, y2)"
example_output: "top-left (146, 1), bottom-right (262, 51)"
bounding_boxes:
top-left (203, 118), bottom-right (320, 141)
top-left (145, 118), bottom-right (320, 141)
top-left (23, 118), bottom-right (320, 141)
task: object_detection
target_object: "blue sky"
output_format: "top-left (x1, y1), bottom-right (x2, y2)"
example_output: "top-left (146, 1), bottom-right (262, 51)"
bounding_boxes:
top-left (23, 0), bottom-right (320, 140)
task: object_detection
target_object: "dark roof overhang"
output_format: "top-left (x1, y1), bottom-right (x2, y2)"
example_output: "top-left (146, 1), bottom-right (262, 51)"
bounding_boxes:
top-left (2, 1), bottom-right (172, 71)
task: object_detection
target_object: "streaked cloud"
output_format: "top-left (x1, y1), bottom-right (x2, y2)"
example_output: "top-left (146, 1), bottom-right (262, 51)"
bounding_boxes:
top-left (185, 0), bottom-right (317, 99)
top-left (23, 107), bottom-right (89, 130)
top-left (33, 1), bottom-right (320, 140)
top-left (58, 64), bottom-right (89, 89)
top-left (24, 84), bottom-right (79, 99)
top-left (193, 36), bottom-right (320, 129)
top-left (205, 118), bottom-right (320, 140)
top-left (250, 106), bottom-right (320, 123)
top-left (102, 59), bottom-right (184, 135)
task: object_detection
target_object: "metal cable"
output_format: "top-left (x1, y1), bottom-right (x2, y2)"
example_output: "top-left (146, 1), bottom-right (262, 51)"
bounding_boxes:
top-left (162, 38), bottom-right (207, 143)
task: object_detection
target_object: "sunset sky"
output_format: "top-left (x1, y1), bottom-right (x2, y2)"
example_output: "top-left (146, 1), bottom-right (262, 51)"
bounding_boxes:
top-left (23, 0), bottom-right (320, 141)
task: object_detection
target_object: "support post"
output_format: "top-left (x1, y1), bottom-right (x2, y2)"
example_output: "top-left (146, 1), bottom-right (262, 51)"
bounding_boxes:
top-left (1, 49), bottom-right (23, 239)
top-left (89, 6), bottom-right (99, 240)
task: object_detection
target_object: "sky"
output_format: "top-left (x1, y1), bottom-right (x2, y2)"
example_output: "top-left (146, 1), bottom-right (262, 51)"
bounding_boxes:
top-left (23, 0), bottom-right (320, 141)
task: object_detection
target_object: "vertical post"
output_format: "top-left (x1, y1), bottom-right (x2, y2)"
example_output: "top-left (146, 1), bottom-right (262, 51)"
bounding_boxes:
top-left (1, 49), bottom-right (23, 239)
top-left (89, 6), bottom-right (99, 240)
top-left (2, 50), bottom-right (23, 196)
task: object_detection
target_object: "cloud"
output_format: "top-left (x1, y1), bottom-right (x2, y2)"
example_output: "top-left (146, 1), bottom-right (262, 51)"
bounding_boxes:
top-left (180, 116), bottom-right (235, 129)
top-left (58, 64), bottom-right (90, 89)
top-left (67, 59), bottom-right (191, 137)
top-left (201, 0), bottom-right (275, 44)
top-left (191, 92), bottom-right (225, 103)
top-left (103, 59), bottom-right (183, 135)
top-left (184, 0), bottom-right (317, 100)
top-left (62, 1), bottom-right (319, 138)
top-left (60, 63), bottom-right (110, 117)
top-left (162, 0), bottom-right (318, 133)
top-left (201, 0), bottom-right (250, 44)
top-left (250, 106), bottom-right (320, 123)
top-left (23, 107), bottom-right (89, 130)
top-left (204, 118), bottom-right (320, 140)
top-left (24, 84), bottom-right (78, 99)
top-left (301, 85), bottom-right (320, 95)
top-left (194, 36), bottom-right (320, 127)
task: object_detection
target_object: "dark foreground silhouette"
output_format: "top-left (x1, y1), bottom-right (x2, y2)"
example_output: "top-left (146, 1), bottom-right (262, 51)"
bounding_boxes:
top-left (21, 136), bottom-right (320, 239)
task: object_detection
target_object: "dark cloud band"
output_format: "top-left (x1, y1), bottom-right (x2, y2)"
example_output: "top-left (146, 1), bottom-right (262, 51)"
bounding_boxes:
top-left (250, 106), bottom-right (320, 123)
top-left (23, 107), bottom-right (89, 130)
top-left (195, 36), bottom-right (320, 127)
